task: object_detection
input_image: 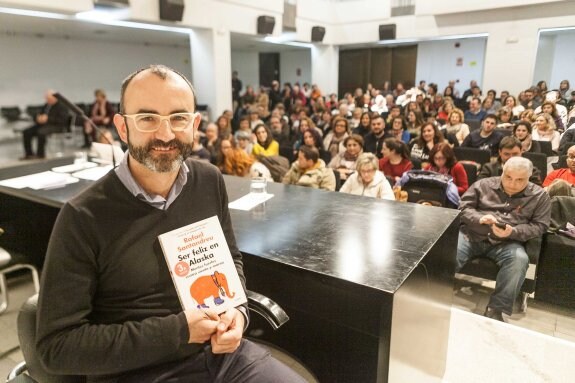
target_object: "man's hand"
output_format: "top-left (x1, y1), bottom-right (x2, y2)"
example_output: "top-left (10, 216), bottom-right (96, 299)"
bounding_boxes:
top-left (184, 309), bottom-right (219, 344)
top-left (479, 214), bottom-right (498, 225)
top-left (491, 224), bottom-right (513, 238)
top-left (36, 114), bottom-right (48, 124)
top-left (211, 308), bottom-right (245, 354)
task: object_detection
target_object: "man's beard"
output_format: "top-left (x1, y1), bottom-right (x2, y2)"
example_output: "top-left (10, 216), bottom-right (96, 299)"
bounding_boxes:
top-left (128, 137), bottom-right (193, 173)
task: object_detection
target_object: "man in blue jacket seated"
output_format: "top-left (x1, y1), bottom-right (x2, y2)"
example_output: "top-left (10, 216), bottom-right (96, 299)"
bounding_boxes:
top-left (456, 157), bottom-right (551, 322)
top-left (36, 64), bottom-right (304, 383)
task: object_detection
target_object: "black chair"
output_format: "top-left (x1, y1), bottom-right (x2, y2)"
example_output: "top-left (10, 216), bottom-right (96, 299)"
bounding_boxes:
top-left (332, 168), bottom-right (342, 191)
top-left (25, 105), bottom-right (44, 120)
top-left (7, 291), bottom-right (300, 383)
top-left (1, 106), bottom-right (22, 122)
top-left (522, 151), bottom-right (547, 180)
top-left (458, 237), bottom-right (542, 312)
top-left (534, 140), bottom-right (554, 157)
top-left (410, 157), bottom-right (422, 170)
top-left (453, 147), bottom-right (491, 166)
top-left (466, 120), bottom-right (482, 132)
top-left (552, 155), bottom-right (567, 170)
top-left (460, 162), bottom-right (479, 186)
top-left (494, 128), bottom-right (512, 137)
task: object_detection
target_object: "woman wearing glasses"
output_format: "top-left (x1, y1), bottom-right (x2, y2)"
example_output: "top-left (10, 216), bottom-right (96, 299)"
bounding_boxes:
top-left (339, 153), bottom-right (395, 200)
top-left (424, 143), bottom-right (468, 196)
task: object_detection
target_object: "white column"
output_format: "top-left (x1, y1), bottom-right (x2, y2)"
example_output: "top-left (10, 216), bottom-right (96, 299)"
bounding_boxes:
top-left (311, 44), bottom-right (339, 96)
top-left (189, 28), bottom-right (232, 120)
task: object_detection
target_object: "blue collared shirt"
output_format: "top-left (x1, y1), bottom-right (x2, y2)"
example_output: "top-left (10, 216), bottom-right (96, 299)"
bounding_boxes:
top-left (115, 152), bottom-right (189, 210)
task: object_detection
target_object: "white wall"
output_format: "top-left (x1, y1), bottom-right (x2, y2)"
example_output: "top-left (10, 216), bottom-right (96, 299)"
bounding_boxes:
top-left (280, 50), bottom-right (311, 87)
top-left (533, 34), bottom-right (556, 87)
top-left (416, 38), bottom-right (486, 95)
top-left (548, 33), bottom-right (575, 89)
top-left (230, 49), bottom-right (312, 90)
top-left (0, 33), bottom-right (191, 109)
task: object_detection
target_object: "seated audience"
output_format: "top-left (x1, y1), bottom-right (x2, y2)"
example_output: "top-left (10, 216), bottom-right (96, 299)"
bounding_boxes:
top-left (496, 107), bottom-right (514, 130)
top-left (478, 136), bottom-right (542, 185)
top-left (405, 110), bottom-right (424, 139)
top-left (252, 124), bottom-right (279, 157)
top-left (21, 90), bottom-right (70, 159)
top-left (559, 124), bottom-right (575, 155)
top-left (503, 95), bottom-right (525, 119)
top-left (542, 144), bottom-right (575, 187)
top-left (323, 117), bottom-right (349, 159)
top-left (302, 128), bottom-right (331, 164)
top-left (539, 101), bottom-right (565, 133)
top-left (512, 121), bottom-right (541, 153)
top-left (390, 116), bottom-right (411, 143)
top-left (268, 115), bottom-right (291, 149)
top-left (363, 114), bottom-right (389, 158)
top-left (83, 89), bottom-right (115, 148)
top-left (425, 143), bottom-right (469, 196)
top-left (189, 127), bottom-right (211, 161)
top-left (464, 97), bottom-right (487, 122)
top-left (216, 115), bottom-right (233, 139)
top-left (352, 112), bottom-right (372, 137)
top-left (217, 137), bottom-right (254, 177)
top-left (410, 122), bottom-right (445, 166)
top-left (202, 122), bottom-right (220, 164)
top-left (442, 108), bottom-right (470, 145)
top-left (456, 157), bottom-right (551, 322)
top-left (532, 113), bottom-right (561, 153)
top-left (461, 114), bottom-right (504, 156)
top-left (234, 130), bottom-right (253, 155)
top-left (379, 137), bottom-right (413, 183)
top-left (339, 153), bottom-right (395, 200)
top-left (282, 146), bottom-right (336, 191)
top-left (328, 134), bottom-right (364, 182)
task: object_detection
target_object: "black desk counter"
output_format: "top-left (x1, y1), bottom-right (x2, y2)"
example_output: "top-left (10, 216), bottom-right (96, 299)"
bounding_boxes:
top-left (0, 160), bottom-right (460, 382)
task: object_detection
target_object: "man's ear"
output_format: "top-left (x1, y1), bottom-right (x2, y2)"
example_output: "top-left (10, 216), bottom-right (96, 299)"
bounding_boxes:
top-left (114, 114), bottom-right (128, 144)
top-left (193, 112), bottom-right (202, 130)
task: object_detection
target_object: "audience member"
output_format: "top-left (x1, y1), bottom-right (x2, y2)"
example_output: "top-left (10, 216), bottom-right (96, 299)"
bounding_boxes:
top-left (352, 112), bottom-right (371, 138)
top-left (512, 121), bottom-right (541, 153)
top-left (559, 80), bottom-right (571, 104)
top-left (478, 136), bottom-right (542, 185)
top-left (405, 110), bottom-right (424, 139)
top-left (461, 114), bottom-right (503, 156)
top-left (216, 115), bottom-right (232, 139)
top-left (456, 157), bottom-right (551, 322)
top-left (542, 144), bottom-right (575, 187)
top-left (464, 97), bottom-right (487, 122)
top-left (496, 107), bottom-right (514, 130)
top-left (442, 108), bottom-right (470, 145)
top-left (323, 117), bottom-right (349, 159)
top-left (559, 124), bottom-right (575, 155)
top-left (252, 124), bottom-right (279, 157)
top-left (532, 113), bottom-right (560, 152)
top-left (231, 70), bottom-right (242, 109)
top-left (282, 146), bottom-right (336, 191)
top-left (539, 101), bottom-right (565, 133)
top-left (339, 153), bottom-right (395, 200)
top-left (217, 138), bottom-right (254, 177)
top-left (36, 64), bottom-right (303, 382)
top-left (190, 127), bottom-right (211, 162)
top-left (390, 116), bottom-right (410, 143)
top-left (234, 130), bottom-right (253, 155)
top-left (83, 89), bottom-right (115, 148)
top-left (303, 128), bottom-right (331, 164)
top-left (425, 143), bottom-right (469, 195)
top-left (379, 137), bottom-right (413, 182)
top-left (503, 95), bottom-right (524, 119)
top-left (410, 122), bottom-right (446, 166)
top-left (522, 88), bottom-right (540, 110)
top-left (328, 134), bottom-right (364, 182)
top-left (21, 90), bottom-right (70, 159)
top-left (202, 122), bottom-right (220, 164)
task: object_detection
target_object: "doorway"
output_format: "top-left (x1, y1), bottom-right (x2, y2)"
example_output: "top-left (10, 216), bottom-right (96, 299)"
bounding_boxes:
top-left (259, 53), bottom-right (280, 89)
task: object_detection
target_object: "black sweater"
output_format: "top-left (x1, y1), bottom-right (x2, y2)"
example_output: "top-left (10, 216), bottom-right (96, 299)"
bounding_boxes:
top-left (36, 160), bottom-right (246, 381)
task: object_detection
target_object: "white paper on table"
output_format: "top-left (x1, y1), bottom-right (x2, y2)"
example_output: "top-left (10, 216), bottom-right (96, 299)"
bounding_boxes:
top-left (0, 171), bottom-right (78, 190)
top-left (52, 161), bottom-right (98, 173)
top-left (72, 165), bottom-right (113, 181)
top-left (228, 193), bottom-right (274, 211)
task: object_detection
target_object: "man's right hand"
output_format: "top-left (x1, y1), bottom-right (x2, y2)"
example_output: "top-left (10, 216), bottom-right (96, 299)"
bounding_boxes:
top-left (479, 214), bottom-right (498, 225)
top-left (184, 309), bottom-right (219, 344)
top-left (36, 114), bottom-right (48, 124)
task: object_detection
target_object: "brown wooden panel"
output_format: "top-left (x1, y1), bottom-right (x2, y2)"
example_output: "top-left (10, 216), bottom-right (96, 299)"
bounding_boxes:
top-left (390, 45), bottom-right (417, 89)
top-left (338, 49), bottom-right (370, 96)
top-left (369, 47), bottom-right (392, 90)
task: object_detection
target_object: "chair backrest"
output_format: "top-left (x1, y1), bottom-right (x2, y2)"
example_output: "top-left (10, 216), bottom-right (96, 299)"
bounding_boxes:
top-left (17, 295), bottom-right (85, 382)
top-left (467, 120), bottom-right (482, 132)
top-left (534, 140), bottom-right (554, 156)
top-left (460, 162), bottom-right (479, 186)
top-left (552, 155), bottom-right (568, 170)
top-left (522, 151), bottom-right (547, 180)
top-left (453, 146), bottom-right (491, 165)
top-left (494, 128), bottom-right (512, 137)
top-left (1, 106), bottom-right (22, 122)
top-left (25, 105), bottom-right (44, 120)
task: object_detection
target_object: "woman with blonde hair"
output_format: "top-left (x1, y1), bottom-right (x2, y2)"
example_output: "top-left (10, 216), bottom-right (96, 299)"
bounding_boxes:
top-left (442, 108), bottom-right (469, 145)
top-left (339, 152), bottom-right (395, 200)
top-left (532, 112), bottom-right (561, 152)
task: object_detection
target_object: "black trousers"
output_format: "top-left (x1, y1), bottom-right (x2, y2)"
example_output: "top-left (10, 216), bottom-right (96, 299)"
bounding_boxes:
top-left (22, 124), bottom-right (63, 157)
top-left (105, 339), bottom-right (306, 383)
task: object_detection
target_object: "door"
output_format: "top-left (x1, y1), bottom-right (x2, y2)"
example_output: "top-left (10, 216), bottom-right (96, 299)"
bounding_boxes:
top-left (259, 53), bottom-right (280, 88)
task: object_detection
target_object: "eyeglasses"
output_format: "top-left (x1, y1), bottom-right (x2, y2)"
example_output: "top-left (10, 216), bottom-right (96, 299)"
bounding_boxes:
top-left (123, 112), bottom-right (197, 133)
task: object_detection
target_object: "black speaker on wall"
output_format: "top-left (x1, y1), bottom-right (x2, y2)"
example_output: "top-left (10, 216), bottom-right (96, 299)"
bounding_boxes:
top-left (379, 24), bottom-right (396, 40)
top-left (257, 15), bottom-right (275, 35)
top-left (160, 0), bottom-right (185, 22)
top-left (311, 26), bottom-right (325, 42)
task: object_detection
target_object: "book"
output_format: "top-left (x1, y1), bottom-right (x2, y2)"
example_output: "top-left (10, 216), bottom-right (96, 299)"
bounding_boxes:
top-left (158, 215), bottom-right (247, 314)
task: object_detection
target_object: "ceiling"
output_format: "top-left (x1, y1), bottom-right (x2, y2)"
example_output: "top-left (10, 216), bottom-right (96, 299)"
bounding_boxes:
top-left (0, 10), bottom-right (309, 52)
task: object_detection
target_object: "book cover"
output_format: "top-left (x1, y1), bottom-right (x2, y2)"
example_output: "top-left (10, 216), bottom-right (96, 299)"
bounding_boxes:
top-left (158, 215), bottom-right (247, 314)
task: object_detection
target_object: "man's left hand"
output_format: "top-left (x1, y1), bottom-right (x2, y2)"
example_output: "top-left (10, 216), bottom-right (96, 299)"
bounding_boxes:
top-left (211, 308), bottom-right (244, 354)
top-left (491, 224), bottom-right (513, 238)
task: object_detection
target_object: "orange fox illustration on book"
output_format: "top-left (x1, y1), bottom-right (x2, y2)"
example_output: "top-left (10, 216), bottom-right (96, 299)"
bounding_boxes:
top-left (190, 271), bottom-right (236, 308)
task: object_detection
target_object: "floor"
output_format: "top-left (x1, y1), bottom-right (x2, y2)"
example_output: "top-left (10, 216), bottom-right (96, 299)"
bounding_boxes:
top-left (1, 125), bottom-right (575, 381)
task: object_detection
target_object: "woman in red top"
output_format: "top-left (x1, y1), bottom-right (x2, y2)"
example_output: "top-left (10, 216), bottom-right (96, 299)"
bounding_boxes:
top-left (379, 137), bottom-right (413, 183)
top-left (425, 143), bottom-right (469, 195)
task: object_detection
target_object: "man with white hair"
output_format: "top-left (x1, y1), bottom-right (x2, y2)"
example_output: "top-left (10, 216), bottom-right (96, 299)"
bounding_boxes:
top-left (456, 157), bottom-right (551, 322)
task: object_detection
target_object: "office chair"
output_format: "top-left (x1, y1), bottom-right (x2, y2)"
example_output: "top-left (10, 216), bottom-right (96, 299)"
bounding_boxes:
top-left (0, 228), bottom-right (40, 315)
top-left (534, 140), bottom-right (554, 157)
top-left (458, 237), bottom-right (542, 313)
top-left (453, 146), bottom-right (491, 166)
top-left (522, 151), bottom-right (547, 180)
top-left (7, 291), bottom-right (310, 383)
top-left (1, 106), bottom-right (22, 122)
